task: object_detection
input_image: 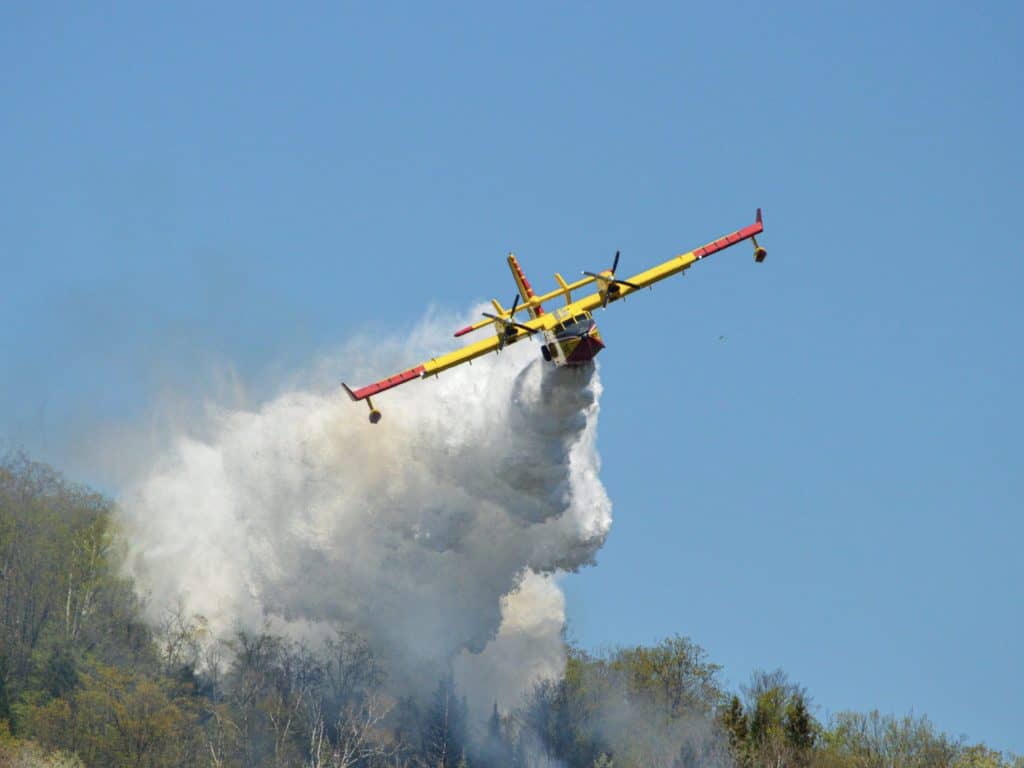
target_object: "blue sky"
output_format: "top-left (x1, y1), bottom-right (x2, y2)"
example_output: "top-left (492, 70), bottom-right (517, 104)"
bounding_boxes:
top-left (2, 1), bottom-right (1021, 753)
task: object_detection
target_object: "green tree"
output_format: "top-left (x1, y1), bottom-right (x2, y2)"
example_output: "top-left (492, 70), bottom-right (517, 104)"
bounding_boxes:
top-left (721, 694), bottom-right (749, 766)
top-left (955, 745), bottom-right (1009, 768)
top-left (784, 693), bottom-right (816, 766)
top-left (819, 710), bottom-right (961, 768)
top-left (23, 661), bottom-right (197, 767)
top-left (610, 635), bottom-right (724, 717)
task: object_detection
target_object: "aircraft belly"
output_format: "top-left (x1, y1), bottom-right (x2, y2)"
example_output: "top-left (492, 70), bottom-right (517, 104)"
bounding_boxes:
top-left (542, 320), bottom-right (605, 366)
top-left (564, 335), bottom-right (604, 364)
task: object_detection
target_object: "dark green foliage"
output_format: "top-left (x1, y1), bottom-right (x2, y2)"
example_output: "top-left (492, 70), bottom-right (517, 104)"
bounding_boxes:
top-left (785, 693), bottom-right (816, 755)
top-left (41, 647), bottom-right (79, 699)
top-left (721, 695), bottom-right (749, 764)
top-left (0, 656), bottom-right (11, 724)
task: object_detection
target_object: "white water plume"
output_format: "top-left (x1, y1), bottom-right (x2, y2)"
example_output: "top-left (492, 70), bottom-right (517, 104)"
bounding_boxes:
top-left (117, 312), bottom-right (612, 710)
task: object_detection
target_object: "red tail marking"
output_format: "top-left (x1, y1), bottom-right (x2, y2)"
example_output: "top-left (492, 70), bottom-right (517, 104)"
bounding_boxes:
top-left (510, 256), bottom-right (545, 316)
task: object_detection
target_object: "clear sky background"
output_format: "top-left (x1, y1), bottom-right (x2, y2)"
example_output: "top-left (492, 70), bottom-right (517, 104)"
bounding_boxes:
top-left (2, 1), bottom-right (1021, 753)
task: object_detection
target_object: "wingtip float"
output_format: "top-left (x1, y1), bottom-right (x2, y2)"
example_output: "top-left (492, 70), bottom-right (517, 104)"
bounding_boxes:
top-left (342, 209), bottom-right (767, 423)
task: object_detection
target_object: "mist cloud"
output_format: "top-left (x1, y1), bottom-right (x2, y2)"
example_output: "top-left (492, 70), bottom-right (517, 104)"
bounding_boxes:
top-left (117, 313), bottom-right (612, 710)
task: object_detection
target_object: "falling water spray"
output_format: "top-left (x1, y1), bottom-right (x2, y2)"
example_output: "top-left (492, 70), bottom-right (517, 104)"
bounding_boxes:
top-left (117, 314), bottom-right (612, 712)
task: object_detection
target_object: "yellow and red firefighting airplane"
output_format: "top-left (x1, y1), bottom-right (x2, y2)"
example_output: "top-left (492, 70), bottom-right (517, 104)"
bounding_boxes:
top-left (343, 209), bottom-right (767, 423)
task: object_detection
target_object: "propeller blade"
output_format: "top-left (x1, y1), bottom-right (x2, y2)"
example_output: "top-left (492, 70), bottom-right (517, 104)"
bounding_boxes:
top-left (583, 269), bottom-right (629, 285)
top-left (582, 270), bottom-right (638, 291)
top-left (483, 307), bottom-right (535, 347)
top-left (510, 293), bottom-right (520, 317)
top-left (612, 250), bottom-right (620, 274)
top-left (484, 311), bottom-right (515, 328)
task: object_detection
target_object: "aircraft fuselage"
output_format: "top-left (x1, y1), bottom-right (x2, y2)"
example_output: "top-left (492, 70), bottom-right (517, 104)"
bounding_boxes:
top-left (540, 307), bottom-right (604, 365)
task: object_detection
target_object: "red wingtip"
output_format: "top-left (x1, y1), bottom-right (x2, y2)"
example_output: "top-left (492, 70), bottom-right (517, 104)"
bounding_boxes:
top-left (454, 325), bottom-right (474, 338)
top-left (345, 365), bottom-right (426, 401)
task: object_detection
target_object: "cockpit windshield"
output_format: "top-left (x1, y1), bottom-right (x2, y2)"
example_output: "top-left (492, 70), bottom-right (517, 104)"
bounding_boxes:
top-left (558, 314), bottom-right (592, 337)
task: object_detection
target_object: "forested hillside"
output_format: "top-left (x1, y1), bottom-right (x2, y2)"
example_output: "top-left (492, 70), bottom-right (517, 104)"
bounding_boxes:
top-left (0, 454), bottom-right (1018, 768)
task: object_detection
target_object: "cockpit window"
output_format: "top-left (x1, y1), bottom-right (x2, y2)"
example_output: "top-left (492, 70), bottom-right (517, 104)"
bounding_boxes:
top-left (558, 314), bottom-right (593, 337)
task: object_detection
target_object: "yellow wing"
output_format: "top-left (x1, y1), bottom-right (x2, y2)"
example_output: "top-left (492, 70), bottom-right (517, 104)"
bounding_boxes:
top-left (342, 312), bottom-right (556, 405)
top-left (422, 320), bottom-right (551, 376)
top-left (563, 209), bottom-right (766, 314)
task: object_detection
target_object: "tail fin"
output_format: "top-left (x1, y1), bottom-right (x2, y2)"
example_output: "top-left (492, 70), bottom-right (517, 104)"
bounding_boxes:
top-left (506, 253), bottom-right (545, 318)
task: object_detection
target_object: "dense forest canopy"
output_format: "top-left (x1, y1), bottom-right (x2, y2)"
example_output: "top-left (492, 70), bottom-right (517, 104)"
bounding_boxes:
top-left (0, 453), bottom-right (1019, 767)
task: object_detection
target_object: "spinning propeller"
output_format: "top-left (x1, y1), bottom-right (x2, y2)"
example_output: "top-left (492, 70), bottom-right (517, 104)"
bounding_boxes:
top-left (583, 251), bottom-right (641, 307)
top-left (482, 293), bottom-right (541, 350)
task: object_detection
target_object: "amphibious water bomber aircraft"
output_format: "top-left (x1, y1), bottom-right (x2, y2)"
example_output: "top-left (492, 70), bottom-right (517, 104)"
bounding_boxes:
top-left (343, 210), bottom-right (767, 423)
